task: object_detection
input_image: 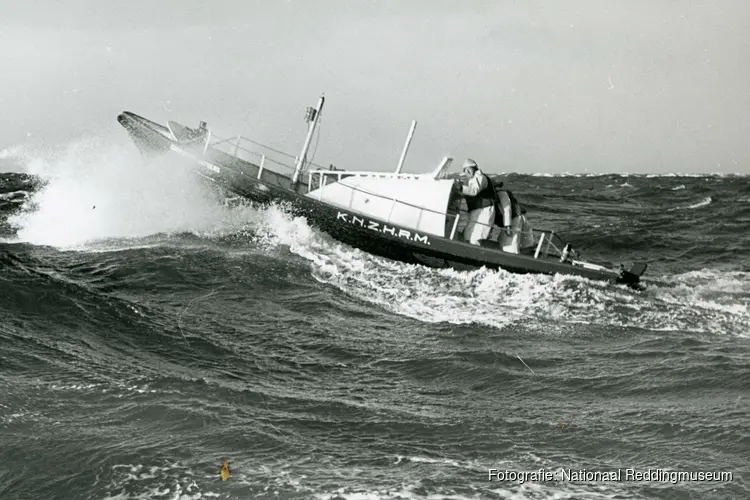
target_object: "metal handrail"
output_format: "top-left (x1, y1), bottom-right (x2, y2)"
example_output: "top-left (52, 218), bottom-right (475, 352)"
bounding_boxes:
top-left (207, 131), bottom-right (331, 173)
top-left (309, 169), bottom-right (428, 182)
top-left (209, 134), bottom-right (297, 173)
top-left (306, 169), bottom-right (568, 255)
top-left (198, 129), bottom-right (569, 258)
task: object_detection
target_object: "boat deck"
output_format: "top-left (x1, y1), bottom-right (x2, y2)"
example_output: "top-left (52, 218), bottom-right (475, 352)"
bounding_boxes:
top-left (185, 131), bottom-right (583, 267)
top-left (117, 108), bottom-right (646, 287)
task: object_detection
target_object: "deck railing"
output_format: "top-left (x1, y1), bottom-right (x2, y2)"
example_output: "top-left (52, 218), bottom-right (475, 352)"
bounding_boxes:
top-left (304, 169), bottom-right (569, 259)
top-left (206, 132), bottom-right (301, 178)
top-left (191, 130), bottom-right (570, 260)
top-left (202, 129), bottom-right (356, 181)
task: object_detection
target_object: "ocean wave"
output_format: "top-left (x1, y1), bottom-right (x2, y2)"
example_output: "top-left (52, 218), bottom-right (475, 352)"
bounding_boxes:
top-left (93, 458), bottom-right (652, 500)
top-left (1, 135), bottom-right (747, 338)
top-left (100, 462), bottom-right (219, 500)
top-left (2, 109), bottom-right (749, 500)
top-left (0, 189), bottom-right (29, 200)
top-left (244, 206), bottom-right (750, 336)
top-left (3, 137), bottom-right (260, 247)
top-left (666, 196), bottom-right (712, 212)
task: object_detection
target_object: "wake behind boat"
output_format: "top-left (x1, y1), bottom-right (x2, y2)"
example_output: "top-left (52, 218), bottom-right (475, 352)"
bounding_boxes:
top-left (116, 95), bottom-right (647, 289)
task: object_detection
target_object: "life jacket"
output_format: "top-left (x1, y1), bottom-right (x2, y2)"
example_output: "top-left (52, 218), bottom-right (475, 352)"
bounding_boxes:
top-left (465, 172), bottom-right (496, 211)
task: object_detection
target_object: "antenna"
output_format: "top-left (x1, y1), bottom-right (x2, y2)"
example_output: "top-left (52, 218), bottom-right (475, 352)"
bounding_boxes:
top-left (291, 95), bottom-right (325, 188)
top-left (395, 120), bottom-right (417, 174)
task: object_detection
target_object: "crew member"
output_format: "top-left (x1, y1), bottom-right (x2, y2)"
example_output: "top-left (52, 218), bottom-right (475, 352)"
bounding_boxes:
top-left (495, 187), bottom-right (535, 253)
top-left (456, 159), bottom-right (496, 244)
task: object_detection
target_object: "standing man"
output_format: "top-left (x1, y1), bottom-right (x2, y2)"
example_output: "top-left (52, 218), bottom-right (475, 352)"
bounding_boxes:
top-left (457, 158), bottom-right (496, 244)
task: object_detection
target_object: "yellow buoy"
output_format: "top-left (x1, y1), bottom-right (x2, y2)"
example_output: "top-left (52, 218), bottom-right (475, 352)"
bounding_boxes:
top-left (221, 460), bottom-right (231, 481)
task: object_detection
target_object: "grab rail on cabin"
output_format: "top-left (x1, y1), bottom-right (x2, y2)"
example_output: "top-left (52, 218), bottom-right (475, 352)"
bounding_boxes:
top-left (306, 158), bottom-right (453, 191)
top-left (305, 168), bottom-right (568, 259)
top-left (305, 170), bottom-right (433, 194)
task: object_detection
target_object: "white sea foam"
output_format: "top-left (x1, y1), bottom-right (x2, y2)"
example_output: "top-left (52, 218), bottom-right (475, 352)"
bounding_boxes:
top-left (228, 456), bottom-right (642, 500)
top-left (257, 208), bottom-right (749, 336)
top-left (7, 136), bottom-right (746, 336)
top-left (6, 136), bottom-right (259, 247)
top-left (100, 462), bottom-right (219, 500)
top-left (0, 145), bottom-right (23, 162)
top-left (666, 196), bottom-right (713, 212)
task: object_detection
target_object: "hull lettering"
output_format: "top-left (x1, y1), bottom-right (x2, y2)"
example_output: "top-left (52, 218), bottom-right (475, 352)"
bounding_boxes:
top-left (335, 211), bottom-right (431, 245)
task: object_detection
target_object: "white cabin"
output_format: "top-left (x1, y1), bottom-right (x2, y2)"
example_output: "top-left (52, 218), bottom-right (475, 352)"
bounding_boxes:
top-left (305, 157), bottom-right (463, 239)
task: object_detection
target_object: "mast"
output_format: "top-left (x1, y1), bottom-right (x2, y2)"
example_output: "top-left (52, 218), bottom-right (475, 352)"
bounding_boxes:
top-left (291, 95), bottom-right (325, 188)
top-left (395, 120), bottom-right (417, 174)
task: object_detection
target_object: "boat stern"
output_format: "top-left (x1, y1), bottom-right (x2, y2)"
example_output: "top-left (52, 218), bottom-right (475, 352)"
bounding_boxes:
top-left (616, 262), bottom-right (648, 289)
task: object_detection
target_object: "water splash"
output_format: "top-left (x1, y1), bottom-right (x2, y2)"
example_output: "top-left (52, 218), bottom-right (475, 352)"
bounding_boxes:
top-left (254, 207), bottom-right (749, 336)
top-left (0, 145), bottom-right (25, 163)
top-left (5, 136), bottom-right (746, 336)
top-left (6, 136), bottom-right (258, 247)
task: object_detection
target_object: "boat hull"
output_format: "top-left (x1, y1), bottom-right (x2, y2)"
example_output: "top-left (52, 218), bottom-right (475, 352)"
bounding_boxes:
top-left (117, 111), bottom-right (646, 289)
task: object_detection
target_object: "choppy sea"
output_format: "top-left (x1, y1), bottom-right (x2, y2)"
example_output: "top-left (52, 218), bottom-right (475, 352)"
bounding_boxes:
top-left (1, 137), bottom-right (748, 500)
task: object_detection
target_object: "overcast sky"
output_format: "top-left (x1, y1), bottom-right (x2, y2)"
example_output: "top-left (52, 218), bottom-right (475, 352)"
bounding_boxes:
top-left (1, 0), bottom-right (748, 174)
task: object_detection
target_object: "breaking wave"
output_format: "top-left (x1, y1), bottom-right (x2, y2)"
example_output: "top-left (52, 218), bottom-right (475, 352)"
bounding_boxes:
top-left (248, 206), bottom-right (748, 336)
top-left (2, 133), bottom-right (749, 500)
top-left (667, 196), bottom-right (713, 212)
top-left (2, 137), bottom-right (258, 247)
top-left (2, 135), bottom-right (748, 339)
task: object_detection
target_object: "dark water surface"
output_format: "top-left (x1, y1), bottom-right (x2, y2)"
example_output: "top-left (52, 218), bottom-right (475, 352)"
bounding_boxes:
top-left (1, 142), bottom-right (748, 499)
